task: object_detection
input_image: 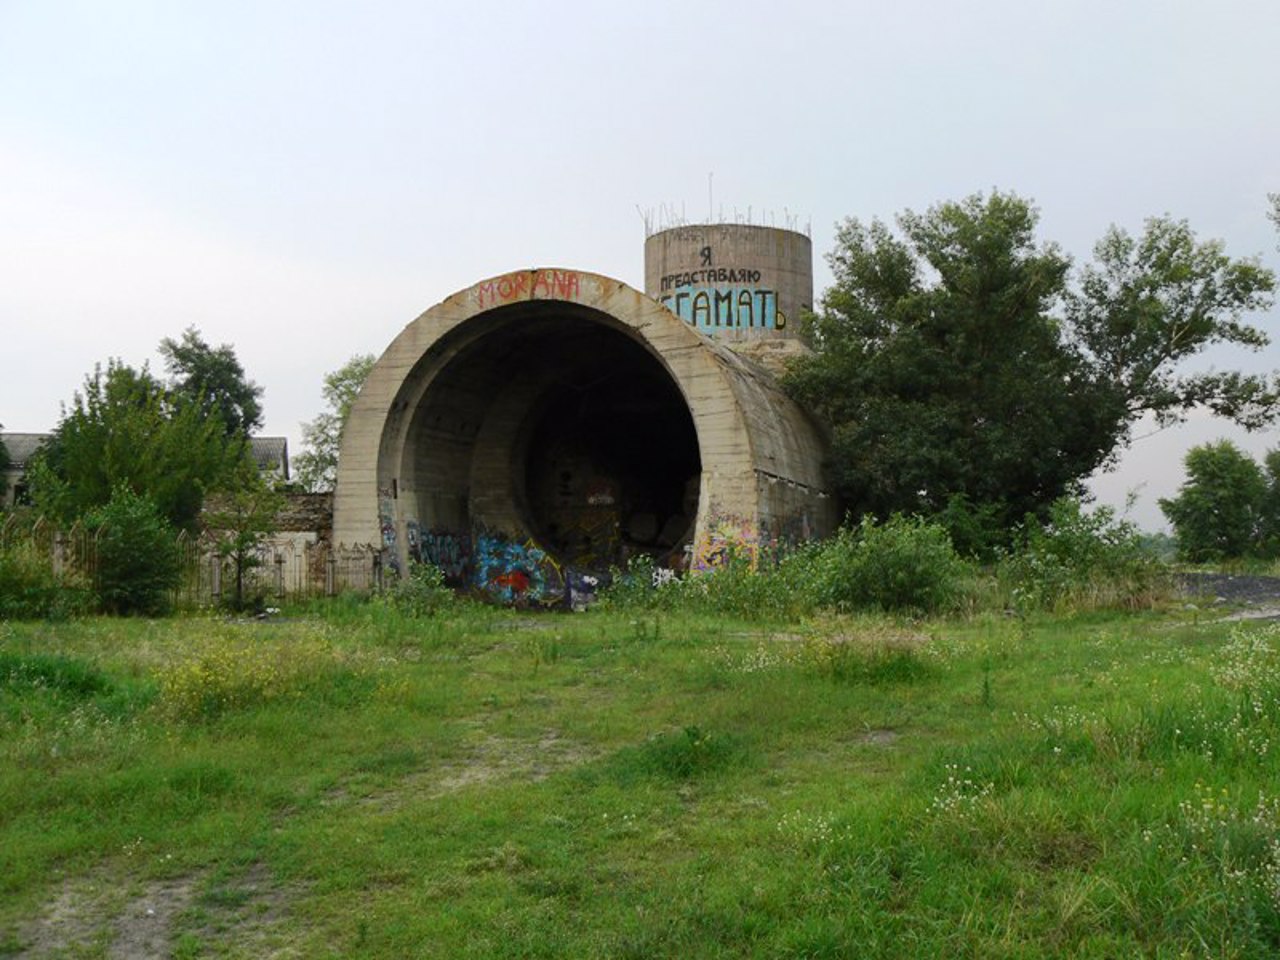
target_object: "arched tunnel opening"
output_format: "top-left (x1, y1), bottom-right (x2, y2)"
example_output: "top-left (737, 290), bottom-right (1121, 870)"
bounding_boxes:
top-left (396, 301), bottom-right (702, 585)
top-left (521, 365), bottom-right (701, 569)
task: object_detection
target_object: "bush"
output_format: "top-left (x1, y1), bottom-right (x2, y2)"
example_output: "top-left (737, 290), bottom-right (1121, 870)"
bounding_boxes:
top-left (601, 518), bottom-right (969, 618)
top-left (934, 493), bottom-right (1008, 562)
top-left (686, 552), bottom-right (804, 619)
top-left (802, 515), bottom-right (970, 615)
top-left (86, 486), bottom-right (182, 616)
top-left (602, 552), bottom-right (809, 620)
top-left (0, 540), bottom-right (93, 620)
top-left (998, 498), bottom-right (1169, 612)
top-left (381, 561), bottom-right (454, 617)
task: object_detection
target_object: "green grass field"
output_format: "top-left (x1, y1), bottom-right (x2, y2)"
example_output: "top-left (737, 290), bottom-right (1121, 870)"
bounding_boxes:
top-left (3, 598), bottom-right (1280, 957)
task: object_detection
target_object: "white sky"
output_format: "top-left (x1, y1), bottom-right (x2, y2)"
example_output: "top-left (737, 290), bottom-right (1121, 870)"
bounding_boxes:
top-left (2, 0), bottom-right (1277, 531)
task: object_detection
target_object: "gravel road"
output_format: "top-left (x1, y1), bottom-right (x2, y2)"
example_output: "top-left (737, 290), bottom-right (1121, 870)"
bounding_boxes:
top-left (1177, 572), bottom-right (1280, 620)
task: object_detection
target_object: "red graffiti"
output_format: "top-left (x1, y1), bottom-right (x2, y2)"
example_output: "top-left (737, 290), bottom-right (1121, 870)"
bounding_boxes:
top-left (491, 570), bottom-right (531, 593)
top-left (473, 270), bottom-right (582, 309)
top-left (531, 269), bottom-right (580, 301)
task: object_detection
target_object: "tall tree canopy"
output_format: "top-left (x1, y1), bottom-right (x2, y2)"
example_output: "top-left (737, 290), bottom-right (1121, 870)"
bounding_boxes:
top-left (160, 326), bottom-right (264, 437)
top-left (785, 192), bottom-right (1277, 541)
top-left (1159, 440), bottom-right (1280, 562)
top-left (294, 354), bottom-right (375, 492)
top-left (31, 360), bottom-right (251, 530)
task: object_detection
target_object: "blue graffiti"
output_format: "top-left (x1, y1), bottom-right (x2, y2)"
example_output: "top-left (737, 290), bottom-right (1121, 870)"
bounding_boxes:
top-left (472, 535), bottom-right (563, 605)
top-left (422, 529), bottom-right (471, 584)
top-left (660, 287), bottom-right (783, 331)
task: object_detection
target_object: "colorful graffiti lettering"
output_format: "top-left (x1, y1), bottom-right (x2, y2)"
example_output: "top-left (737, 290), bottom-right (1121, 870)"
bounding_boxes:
top-left (660, 287), bottom-right (784, 331)
top-left (690, 510), bottom-right (816, 573)
top-left (691, 514), bottom-right (759, 572)
top-left (421, 529), bottom-right (471, 584)
top-left (472, 533), bottom-right (565, 606)
top-left (531, 269), bottom-right (580, 301)
top-left (473, 269), bottom-right (583, 310)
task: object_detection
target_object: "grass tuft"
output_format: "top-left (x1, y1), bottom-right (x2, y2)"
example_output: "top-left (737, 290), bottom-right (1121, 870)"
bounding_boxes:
top-left (606, 726), bottom-right (752, 783)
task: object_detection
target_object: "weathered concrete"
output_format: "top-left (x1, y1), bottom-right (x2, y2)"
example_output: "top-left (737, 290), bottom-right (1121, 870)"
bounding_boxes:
top-left (644, 224), bottom-right (813, 343)
top-left (332, 268), bottom-right (834, 604)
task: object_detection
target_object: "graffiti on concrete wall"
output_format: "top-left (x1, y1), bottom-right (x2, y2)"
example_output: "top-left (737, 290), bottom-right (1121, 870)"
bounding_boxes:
top-left (566, 570), bottom-right (600, 612)
top-left (421, 529), bottom-right (472, 584)
top-left (657, 246), bottom-right (785, 331)
top-left (474, 269), bottom-right (583, 310)
top-left (659, 266), bottom-right (764, 290)
top-left (406, 519), bottom-right (421, 564)
top-left (691, 514), bottom-right (759, 572)
top-left (548, 507), bottom-right (621, 569)
top-left (378, 488), bottom-right (401, 575)
top-left (690, 509), bottom-right (814, 572)
top-left (659, 287), bottom-right (783, 331)
top-left (473, 532), bottom-right (565, 606)
top-left (768, 512), bottom-right (812, 549)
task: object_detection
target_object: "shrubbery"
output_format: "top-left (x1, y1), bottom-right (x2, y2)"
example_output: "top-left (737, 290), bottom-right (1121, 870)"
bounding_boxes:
top-left (86, 486), bottom-right (183, 616)
top-left (605, 515), bottom-right (971, 618)
top-left (604, 502), bottom-right (1167, 619)
top-left (381, 561), bottom-right (454, 618)
top-left (798, 515), bottom-right (970, 614)
top-left (998, 499), bottom-right (1169, 612)
top-left (0, 541), bottom-right (93, 620)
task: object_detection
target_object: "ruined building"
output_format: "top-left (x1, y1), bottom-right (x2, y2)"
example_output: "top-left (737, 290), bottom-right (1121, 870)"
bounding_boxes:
top-left (332, 224), bottom-right (835, 604)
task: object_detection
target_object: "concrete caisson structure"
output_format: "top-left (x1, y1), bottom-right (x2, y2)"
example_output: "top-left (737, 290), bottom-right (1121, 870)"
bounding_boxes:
top-left (332, 267), bottom-right (834, 605)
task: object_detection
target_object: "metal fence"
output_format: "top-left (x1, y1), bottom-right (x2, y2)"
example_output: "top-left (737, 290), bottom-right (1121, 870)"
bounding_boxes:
top-left (0, 513), bottom-right (384, 607)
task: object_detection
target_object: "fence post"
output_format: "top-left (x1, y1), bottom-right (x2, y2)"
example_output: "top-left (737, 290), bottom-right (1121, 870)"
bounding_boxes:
top-left (275, 552), bottom-right (285, 599)
top-left (211, 553), bottom-right (221, 605)
top-left (325, 553), bottom-right (336, 597)
top-left (52, 531), bottom-right (66, 578)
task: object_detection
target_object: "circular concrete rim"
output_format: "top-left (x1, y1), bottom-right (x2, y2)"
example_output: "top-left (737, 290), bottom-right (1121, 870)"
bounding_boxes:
top-left (331, 268), bottom-right (762, 566)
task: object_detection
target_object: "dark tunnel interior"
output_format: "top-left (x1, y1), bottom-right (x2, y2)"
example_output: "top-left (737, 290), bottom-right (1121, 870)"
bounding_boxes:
top-left (404, 305), bottom-right (702, 572)
top-left (520, 356), bottom-right (701, 569)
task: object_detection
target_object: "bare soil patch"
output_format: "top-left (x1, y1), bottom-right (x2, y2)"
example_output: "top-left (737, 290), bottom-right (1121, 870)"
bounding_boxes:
top-left (14, 861), bottom-right (294, 959)
top-left (16, 871), bottom-right (197, 959)
top-left (324, 729), bottom-right (599, 814)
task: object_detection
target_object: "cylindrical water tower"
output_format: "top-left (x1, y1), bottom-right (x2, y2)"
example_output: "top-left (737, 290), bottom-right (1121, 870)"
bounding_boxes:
top-left (644, 223), bottom-right (813, 343)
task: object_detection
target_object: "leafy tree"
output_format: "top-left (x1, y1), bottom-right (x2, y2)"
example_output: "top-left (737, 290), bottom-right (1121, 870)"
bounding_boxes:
top-left (786, 191), bottom-right (1277, 544)
top-left (160, 326), bottom-right (264, 438)
top-left (201, 461), bottom-right (285, 610)
top-left (1067, 216), bottom-right (1277, 429)
top-left (86, 485), bottom-right (183, 615)
top-left (1159, 440), bottom-right (1268, 562)
top-left (29, 360), bottom-right (244, 530)
top-left (294, 354), bottom-right (375, 491)
top-left (786, 192), bottom-right (1121, 537)
top-left (1253, 448), bottom-right (1280, 558)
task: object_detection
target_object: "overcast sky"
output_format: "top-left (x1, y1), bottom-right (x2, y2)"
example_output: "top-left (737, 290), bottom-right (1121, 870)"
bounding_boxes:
top-left (2, 0), bottom-right (1277, 530)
